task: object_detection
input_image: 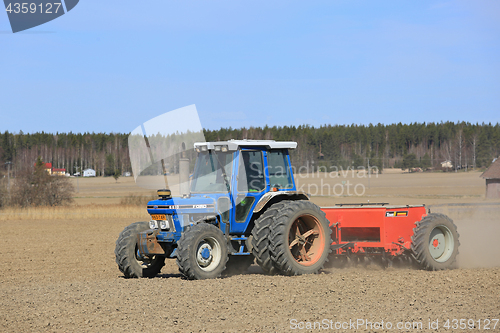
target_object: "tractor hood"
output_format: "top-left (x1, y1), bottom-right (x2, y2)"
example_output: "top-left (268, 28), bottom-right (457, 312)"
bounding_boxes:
top-left (146, 196), bottom-right (216, 215)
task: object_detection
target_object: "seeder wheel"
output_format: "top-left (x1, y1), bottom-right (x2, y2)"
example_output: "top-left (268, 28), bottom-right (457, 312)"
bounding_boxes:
top-left (411, 213), bottom-right (460, 270)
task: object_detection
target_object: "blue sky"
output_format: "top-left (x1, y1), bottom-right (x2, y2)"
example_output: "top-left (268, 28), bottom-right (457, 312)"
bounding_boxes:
top-left (1, 0), bottom-right (499, 134)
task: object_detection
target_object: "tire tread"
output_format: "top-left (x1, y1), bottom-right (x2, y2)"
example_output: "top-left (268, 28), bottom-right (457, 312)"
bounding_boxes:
top-left (411, 213), bottom-right (460, 271)
top-left (251, 202), bottom-right (286, 274)
top-left (115, 222), bottom-right (165, 278)
top-left (176, 223), bottom-right (228, 280)
top-left (269, 200), bottom-right (332, 276)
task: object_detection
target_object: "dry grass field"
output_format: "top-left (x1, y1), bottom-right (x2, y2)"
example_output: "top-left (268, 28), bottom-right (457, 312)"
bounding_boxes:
top-left (296, 169), bottom-right (487, 206)
top-left (71, 169), bottom-right (489, 206)
top-left (0, 170), bottom-right (499, 332)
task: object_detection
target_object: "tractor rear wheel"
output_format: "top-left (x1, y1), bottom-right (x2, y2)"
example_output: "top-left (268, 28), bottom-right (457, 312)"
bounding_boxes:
top-left (115, 222), bottom-right (165, 278)
top-left (411, 213), bottom-right (459, 270)
top-left (251, 202), bottom-right (286, 275)
top-left (176, 223), bottom-right (228, 280)
top-left (269, 201), bottom-right (331, 276)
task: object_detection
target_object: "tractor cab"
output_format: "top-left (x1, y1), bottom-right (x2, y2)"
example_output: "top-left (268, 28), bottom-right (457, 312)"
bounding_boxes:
top-left (145, 140), bottom-right (300, 237)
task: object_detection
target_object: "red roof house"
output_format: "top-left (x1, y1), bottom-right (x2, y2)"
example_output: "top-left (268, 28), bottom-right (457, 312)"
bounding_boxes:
top-left (34, 162), bottom-right (52, 169)
top-left (34, 162), bottom-right (52, 175)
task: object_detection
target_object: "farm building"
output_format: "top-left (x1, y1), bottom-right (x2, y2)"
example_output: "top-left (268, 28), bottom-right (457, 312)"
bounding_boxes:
top-left (32, 162), bottom-right (68, 176)
top-left (52, 168), bottom-right (66, 176)
top-left (34, 162), bottom-right (52, 175)
top-left (83, 169), bottom-right (96, 177)
top-left (481, 158), bottom-right (500, 199)
top-left (441, 160), bottom-right (453, 169)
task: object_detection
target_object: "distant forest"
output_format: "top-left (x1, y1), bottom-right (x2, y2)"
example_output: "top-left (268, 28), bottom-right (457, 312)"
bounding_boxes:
top-left (1, 122), bottom-right (499, 178)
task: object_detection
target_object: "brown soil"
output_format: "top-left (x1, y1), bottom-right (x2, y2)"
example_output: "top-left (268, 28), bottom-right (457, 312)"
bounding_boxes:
top-left (1, 211), bottom-right (499, 332)
top-left (1, 172), bottom-right (499, 332)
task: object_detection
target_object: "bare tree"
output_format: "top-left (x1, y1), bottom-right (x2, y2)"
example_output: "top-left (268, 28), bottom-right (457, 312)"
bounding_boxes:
top-left (456, 128), bottom-right (464, 171)
top-left (470, 132), bottom-right (478, 170)
top-left (10, 157), bottom-right (74, 207)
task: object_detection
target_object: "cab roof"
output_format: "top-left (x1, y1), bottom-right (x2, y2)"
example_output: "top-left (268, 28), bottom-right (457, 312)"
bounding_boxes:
top-left (194, 140), bottom-right (297, 151)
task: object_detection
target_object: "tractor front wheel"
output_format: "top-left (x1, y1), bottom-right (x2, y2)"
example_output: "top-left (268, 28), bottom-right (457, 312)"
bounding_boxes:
top-left (115, 222), bottom-right (165, 278)
top-left (411, 213), bottom-right (459, 270)
top-left (269, 201), bottom-right (331, 275)
top-left (176, 223), bottom-right (228, 280)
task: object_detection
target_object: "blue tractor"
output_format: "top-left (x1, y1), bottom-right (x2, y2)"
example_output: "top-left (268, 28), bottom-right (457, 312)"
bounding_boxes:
top-left (115, 140), bottom-right (332, 280)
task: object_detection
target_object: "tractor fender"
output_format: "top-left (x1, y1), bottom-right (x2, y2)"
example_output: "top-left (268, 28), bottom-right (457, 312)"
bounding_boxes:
top-left (253, 191), bottom-right (309, 213)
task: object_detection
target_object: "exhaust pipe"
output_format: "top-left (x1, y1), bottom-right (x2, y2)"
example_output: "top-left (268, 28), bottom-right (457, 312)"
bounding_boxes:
top-left (179, 142), bottom-right (190, 197)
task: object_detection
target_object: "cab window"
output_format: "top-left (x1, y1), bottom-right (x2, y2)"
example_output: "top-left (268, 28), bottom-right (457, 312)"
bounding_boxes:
top-left (237, 150), bottom-right (265, 192)
top-left (267, 150), bottom-right (293, 189)
top-left (191, 151), bottom-right (233, 193)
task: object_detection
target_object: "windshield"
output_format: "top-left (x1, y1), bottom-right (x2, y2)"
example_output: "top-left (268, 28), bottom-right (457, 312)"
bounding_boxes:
top-left (191, 151), bottom-right (234, 193)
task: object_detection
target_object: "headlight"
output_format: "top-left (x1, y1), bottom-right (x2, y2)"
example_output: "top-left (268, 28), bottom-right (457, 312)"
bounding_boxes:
top-left (149, 220), bottom-right (158, 229)
top-left (159, 219), bottom-right (170, 230)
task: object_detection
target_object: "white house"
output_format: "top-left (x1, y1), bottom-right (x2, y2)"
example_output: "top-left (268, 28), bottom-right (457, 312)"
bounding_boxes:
top-left (83, 168), bottom-right (96, 177)
top-left (441, 160), bottom-right (453, 169)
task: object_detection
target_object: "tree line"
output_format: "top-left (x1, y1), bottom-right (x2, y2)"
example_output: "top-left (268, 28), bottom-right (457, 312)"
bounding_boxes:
top-left (204, 122), bottom-right (500, 171)
top-left (0, 131), bottom-right (130, 178)
top-left (1, 122), bottom-right (499, 179)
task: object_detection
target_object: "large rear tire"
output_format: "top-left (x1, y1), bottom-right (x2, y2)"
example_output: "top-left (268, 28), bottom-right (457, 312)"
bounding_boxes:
top-left (411, 213), bottom-right (459, 270)
top-left (269, 201), bottom-right (331, 276)
top-left (115, 222), bottom-right (165, 278)
top-left (251, 202), bottom-right (285, 275)
top-left (176, 223), bottom-right (228, 280)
